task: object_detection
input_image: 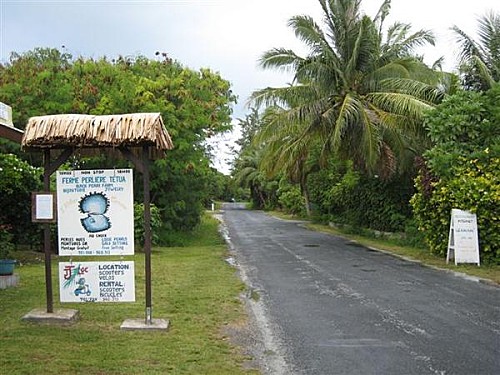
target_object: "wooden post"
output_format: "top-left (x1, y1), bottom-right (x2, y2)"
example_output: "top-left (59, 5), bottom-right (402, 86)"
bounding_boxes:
top-left (40, 148), bottom-right (72, 313)
top-left (43, 150), bottom-right (53, 313)
top-left (143, 146), bottom-right (153, 324)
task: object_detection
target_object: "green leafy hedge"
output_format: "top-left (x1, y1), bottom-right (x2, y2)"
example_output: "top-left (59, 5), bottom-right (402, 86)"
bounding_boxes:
top-left (133, 203), bottom-right (162, 248)
top-left (308, 161), bottom-right (415, 232)
top-left (277, 180), bottom-right (306, 216)
top-left (0, 154), bottom-right (42, 246)
top-left (412, 157), bottom-right (500, 263)
top-left (412, 86), bottom-right (500, 264)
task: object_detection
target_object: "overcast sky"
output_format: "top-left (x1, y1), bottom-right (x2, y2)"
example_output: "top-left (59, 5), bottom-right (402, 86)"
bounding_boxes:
top-left (1, 0), bottom-right (498, 173)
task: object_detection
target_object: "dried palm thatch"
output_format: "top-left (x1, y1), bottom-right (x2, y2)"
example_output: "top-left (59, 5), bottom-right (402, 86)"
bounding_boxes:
top-left (22, 113), bottom-right (174, 158)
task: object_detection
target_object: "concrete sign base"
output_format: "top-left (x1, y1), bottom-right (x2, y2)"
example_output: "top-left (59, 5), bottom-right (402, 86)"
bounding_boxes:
top-left (22, 308), bottom-right (80, 325)
top-left (120, 318), bottom-right (169, 331)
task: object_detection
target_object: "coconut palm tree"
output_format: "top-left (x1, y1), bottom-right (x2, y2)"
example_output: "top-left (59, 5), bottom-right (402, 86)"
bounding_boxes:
top-left (233, 147), bottom-right (277, 209)
top-left (256, 106), bottom-right (321, 216)
top-left (251, 0), bottom-right (443, 177)
top-left (452, 11), bottom-right (500, 91)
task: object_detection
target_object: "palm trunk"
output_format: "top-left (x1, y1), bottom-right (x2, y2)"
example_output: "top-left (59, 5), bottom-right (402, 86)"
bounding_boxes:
top-left (300, 174), bottom-right (312, 217)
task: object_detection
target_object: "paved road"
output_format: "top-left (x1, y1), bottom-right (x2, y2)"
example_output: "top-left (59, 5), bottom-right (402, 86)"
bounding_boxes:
top-left (221, 204), bottom-right (500, 375)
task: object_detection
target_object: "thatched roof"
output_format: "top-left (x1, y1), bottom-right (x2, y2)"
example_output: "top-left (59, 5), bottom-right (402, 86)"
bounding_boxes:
top-left (22, 113), bottom-right (174, 156)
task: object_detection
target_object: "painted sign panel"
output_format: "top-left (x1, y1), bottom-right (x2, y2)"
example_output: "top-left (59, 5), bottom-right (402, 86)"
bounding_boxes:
top-left (447, 209), bottom-right (480, 265)
top-left (59, 261), bottom-right (135, 302)
top-left (57, 169), bottom-right (134, 256)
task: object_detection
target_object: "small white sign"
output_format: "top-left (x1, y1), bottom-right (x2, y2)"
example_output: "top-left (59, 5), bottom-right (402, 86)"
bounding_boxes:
top-left (447, 209), bottom-right (480, 266)
top-left (0, 101), bottom-right (13, 126)
top-left (35, 194), bottom-right (54, 220)
top-left (59, 261), bottom-right (135, 303)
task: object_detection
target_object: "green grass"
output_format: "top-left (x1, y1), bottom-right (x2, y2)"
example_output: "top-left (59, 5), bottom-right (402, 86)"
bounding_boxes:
top-left (0, 215), bottom-right (257, 375)
top-left (268, 211), bottom-right (500, 285)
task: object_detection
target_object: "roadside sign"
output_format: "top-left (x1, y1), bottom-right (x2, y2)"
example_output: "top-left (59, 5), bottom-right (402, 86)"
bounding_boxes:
top-left (56, 169), bottom-right (134, 256)
top-left (59, 261), bottom-right (135, 303)
top-left (447, 209), bottom-right (480, 266)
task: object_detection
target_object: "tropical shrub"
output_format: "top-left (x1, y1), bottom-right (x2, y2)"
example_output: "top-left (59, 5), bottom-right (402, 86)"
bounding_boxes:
top-left (0, 154), bottom-right (42, 246)
top-left (309, 160), bottom-right (415, 232)
top-left (412, 86), bottom-right (500, 263)
top-left (133, 203), bottom-right (162, 248)
top-left (0, 224), bottom-right (15, 258)
top-left (412, 157), bottom-right (500, 263)
top-left (277, 180), bottom-right (306, 216)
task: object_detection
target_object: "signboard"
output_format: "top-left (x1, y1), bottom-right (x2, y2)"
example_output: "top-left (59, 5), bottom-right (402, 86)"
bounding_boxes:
top-left (56, 169), bottom-right (134, 256)
top-left (59, 261), bottom-right (135, 302)
top-left (32, 192), bottom-right (56, 223)
top-left (0, 102), bottom-right (13, 126)
top-left (447, 209), bottom-right (480, 266)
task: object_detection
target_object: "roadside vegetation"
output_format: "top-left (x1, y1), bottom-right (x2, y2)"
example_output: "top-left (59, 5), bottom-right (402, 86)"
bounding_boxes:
top-left (0, 0), bottom-right (499, 371)
top-left (0, 215), bottom-right (257, 375)
top-left (233, 0), bottom-right (500, 266)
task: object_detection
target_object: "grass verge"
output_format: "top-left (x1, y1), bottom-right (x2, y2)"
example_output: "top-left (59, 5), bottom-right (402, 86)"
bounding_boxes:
top-left (0, 215), bottom-right (257, 375)
top-left (269, 211), bottom-right (500, 285)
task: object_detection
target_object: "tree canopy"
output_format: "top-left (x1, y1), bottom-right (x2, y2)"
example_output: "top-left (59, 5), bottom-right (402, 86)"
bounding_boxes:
top-left (250, 0), bottom-right (444, 178)
top-left (452, 12), bottom-right (500, 90)
top-left (0, 48), bottom-right (237, 236)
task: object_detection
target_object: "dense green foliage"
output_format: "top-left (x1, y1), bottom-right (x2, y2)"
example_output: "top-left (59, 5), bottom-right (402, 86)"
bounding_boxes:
top-left (233, 152), bottom-right (275, 209)
top-left (412, 86), bottom-right (500, 263)
top-left (0, 48), bottom-right (236, 237)
top-left (277, 180), bottom-right (306, 216)
top-left (308, 160), bottom-right (415, 232)
top-left (133, 202), bottom-right (162, 247)
top-left (232, 3), bottom-right (500, 263)
top-left (0, 154), bottom-right (42, 246)
top-left (234, 0), bottom-right (441, 234)
top-left (423, 89), bottom-right (500, 177)
top-left (0, 225), bottom-right (15, 259)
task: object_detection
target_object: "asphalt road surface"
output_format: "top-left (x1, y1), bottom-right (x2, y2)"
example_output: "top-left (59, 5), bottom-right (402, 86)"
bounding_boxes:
top-left (221, 204), bottom-right (500, 375)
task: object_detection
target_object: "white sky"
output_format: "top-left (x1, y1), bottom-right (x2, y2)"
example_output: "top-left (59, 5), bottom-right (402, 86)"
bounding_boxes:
top-left (1, 0), bottom-right (499, 173)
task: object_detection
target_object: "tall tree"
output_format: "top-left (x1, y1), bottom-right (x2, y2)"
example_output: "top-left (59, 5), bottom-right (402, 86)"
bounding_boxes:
top-left (256, 106), bottom-right (320, 216)
top-left (0, 48), bottom-right (236, 232)
top-left (233, 147), bottom-right (277, 209)
top-left (452, 11), bottom-right (500, 91)
top-left (251, 0), bottom-right (443, 177)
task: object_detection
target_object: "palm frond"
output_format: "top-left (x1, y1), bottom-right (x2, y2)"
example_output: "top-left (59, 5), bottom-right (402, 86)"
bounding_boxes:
top-left (373, 0), bottom-right (391, 33)
top-left (378, 77), bottom-right (444, 103)
top-left (358, 103), bottom-right (380, 171)
top-left (331, 93), bottom-right (360, 150)
top-left (288, 15), bottom-right (333, 57)
top-left (451, 25), bottom-right (484, 66)
top-left (366, 92), bottom-right (434, 120)
top-left (259, 48), bottom-right (304, 74)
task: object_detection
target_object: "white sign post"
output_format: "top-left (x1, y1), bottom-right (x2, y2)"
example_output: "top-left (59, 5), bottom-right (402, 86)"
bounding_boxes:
top-left (59, 261), bottom-right (135, 303)
top-left (56, 169), bottom-right (134, 256)
top-left (447, 209), bottom-right (480, 266)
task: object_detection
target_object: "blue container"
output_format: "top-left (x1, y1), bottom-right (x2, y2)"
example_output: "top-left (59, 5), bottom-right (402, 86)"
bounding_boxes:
top-left (0, 259), bottom-right (16, 276)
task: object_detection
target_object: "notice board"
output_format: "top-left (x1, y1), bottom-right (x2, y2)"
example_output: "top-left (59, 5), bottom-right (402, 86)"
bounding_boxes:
top-left (447, 209), bottom-right (480, 266)
top-left (59, 261), bottom-right (135, 303)
top-left (56, 169), bottom-right (134, 256)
